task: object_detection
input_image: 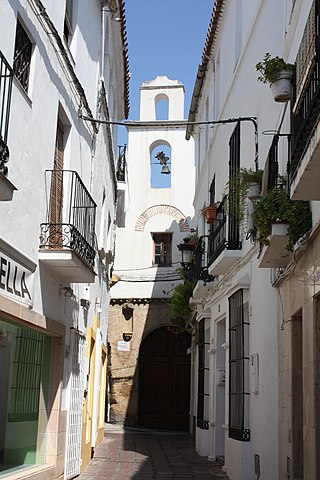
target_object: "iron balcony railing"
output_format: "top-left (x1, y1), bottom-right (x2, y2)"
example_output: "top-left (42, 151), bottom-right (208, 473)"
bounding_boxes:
top-left (40, 170), bottom-right (97, 269)
top-left (291, 0), bottom-right (320, 178)
top-left (189, 236), bottom-right (214, 286)
top-left (0, 50), bottom-right (14, 176)
top-left (208, 197), bottom-right (241, 266)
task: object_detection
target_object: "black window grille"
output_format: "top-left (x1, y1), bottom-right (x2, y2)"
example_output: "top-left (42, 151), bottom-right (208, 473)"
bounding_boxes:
top-left (152, 232), bottom-right (172, 266)
top-left (228, 289), bottom-right (250, 441)
top-left (291, 0), bottom-right (320, 178)
top-left (0, 51), bottom-right (13, 175)
top-left (197, 319), bottom-right (210, 430)
top-left (13, 20), bottom-right (32, 92)
top-left (64, 0), bottom-right (73, 42)
top-left (0, 51), bottom-right (13, 146)
top-left (228, 122), bottom-right (241, 249)
top-left (267, 135), bottom-right (279, 190)
top-left (116, 145), bottom-right (126, 182)
top-left (209, 175), bottom-right (216, 206)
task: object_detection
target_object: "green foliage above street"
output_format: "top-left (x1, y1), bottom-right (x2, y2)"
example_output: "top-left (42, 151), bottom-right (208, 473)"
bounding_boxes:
top-left (169, 279), bottom-right (194, 330)
top-left (256, 52), bottom-right (294, 84)
top-left (253, 187), bottom-right (312, 251)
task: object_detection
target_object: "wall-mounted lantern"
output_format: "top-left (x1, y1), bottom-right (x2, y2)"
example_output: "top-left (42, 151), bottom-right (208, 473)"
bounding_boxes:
top-left (177, 241), bottom-right (194, 273)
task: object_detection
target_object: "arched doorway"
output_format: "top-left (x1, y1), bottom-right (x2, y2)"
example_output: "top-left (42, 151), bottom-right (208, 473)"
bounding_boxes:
top-left (138, 326), bottom-right (191, 430)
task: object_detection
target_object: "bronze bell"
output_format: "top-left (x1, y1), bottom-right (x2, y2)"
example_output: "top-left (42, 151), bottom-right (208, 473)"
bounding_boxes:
top-left (161, 165), bottom-right (170, 174)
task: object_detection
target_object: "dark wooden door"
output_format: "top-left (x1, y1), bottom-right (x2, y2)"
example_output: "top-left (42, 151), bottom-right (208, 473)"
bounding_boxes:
top-left (139, 327), bottom-right (191, 430)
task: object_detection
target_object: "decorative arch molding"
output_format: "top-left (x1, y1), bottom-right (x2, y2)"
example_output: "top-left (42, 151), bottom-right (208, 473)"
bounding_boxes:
top-left (135, 204), bottom-right (190, 232)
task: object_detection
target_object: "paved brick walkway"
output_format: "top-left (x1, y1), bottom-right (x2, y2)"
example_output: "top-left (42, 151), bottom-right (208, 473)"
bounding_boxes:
top-left (77, 425), bottom-right (229, 480)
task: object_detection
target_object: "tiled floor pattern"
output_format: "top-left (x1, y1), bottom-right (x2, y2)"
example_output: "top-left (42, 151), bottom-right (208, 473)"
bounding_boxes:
top-left (77, 426), bottom-right (230, 480)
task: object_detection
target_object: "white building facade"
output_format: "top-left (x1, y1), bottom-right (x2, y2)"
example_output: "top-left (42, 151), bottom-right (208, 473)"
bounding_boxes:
top-left (185, 1), bottom-right (298, 479)
top-left (0, 1), bottom-right (129, 479)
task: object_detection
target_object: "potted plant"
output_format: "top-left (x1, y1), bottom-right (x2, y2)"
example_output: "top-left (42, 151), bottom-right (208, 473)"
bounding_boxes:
top-left (227, 168), bottom-right (263, 225)
top-left (255, 52), bottom-right (295, 102)
top-left (201, 204), bottom-right (218, 224)
top-left (253, 187), bottom-right (311, 251)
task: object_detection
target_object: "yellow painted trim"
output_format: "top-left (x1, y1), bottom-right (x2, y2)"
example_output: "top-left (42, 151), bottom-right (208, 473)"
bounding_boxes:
top-left (98, 350), bottom-right (107, 430)
top-left (81, 326), bottom-right (97, 470)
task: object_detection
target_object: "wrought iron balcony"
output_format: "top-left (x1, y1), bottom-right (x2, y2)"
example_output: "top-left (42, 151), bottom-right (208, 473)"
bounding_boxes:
top-left (290, 0), bottom-right (320, 199)
top-left (207, 197), bottom-right (242, 276)
top-left (189, 236), bottom-right (214, 299)
top-left (39, 170), bottom-right (96, 283)
top-left (0, 50), bottom-right (16, 200)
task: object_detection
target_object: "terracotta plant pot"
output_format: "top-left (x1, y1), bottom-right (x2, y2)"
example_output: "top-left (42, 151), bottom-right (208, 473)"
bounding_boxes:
top-left (205, 205), bottom-right (217, 224)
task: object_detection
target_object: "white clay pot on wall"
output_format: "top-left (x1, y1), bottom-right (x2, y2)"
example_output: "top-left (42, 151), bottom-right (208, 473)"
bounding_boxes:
top-left (270, 71), bottom-right (293, 102)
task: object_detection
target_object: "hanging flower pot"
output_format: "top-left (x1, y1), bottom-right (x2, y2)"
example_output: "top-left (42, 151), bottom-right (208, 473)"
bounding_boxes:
top-left (247, 182), bottom-right (261, 199)
top-left (270, 71), bottom-right (293, 102)
top-left (205, 205), bottom-right (217, 224)
top-left (256, 53), bottom-right (294, 102)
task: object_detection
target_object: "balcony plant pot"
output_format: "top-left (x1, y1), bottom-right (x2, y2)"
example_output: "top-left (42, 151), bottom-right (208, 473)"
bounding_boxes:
top-left (256, 53), bottom-right (294, 103)
top-left (247, 182), bottom-right (261, 199)
top-left (270, 71), bottom-right (293, 102)
top-left (204, 205), bottom-right (217, 224)
top-left (252, 187), bottom-right (312, 252)
top-left (258, 223), bottom-right (292, 268)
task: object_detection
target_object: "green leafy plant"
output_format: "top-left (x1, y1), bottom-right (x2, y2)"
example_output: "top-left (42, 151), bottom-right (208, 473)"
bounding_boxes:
top-left (227, 168), bottom-right (263, 225)
top-left (256, 53), bottom-right (294, 84)
top-left (253, 187), bottom-right (311, 251)
top-left (169, 279), bottom-right (194, 331)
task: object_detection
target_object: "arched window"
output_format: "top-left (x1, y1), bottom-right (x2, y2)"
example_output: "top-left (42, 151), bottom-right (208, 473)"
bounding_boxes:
top-left (155, 93), bottom-right (169, 120)
top-left (150, 141), bottom-right (171, 188)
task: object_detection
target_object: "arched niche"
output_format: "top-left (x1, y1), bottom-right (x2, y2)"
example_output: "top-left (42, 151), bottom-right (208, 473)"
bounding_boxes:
top-left (155, 93), bottom-right (169, 120)
top-left (150, 140), bottom-right (171, 189)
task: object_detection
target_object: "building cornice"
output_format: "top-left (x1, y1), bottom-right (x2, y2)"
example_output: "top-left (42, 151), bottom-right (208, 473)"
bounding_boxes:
top-left (118, 0), bottom-right (130, 119)
top-left (186, 0), bottom-right (225, 140)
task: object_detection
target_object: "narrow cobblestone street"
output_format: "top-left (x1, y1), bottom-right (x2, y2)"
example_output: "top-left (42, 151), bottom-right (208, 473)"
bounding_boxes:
top-left (77, 425), bottom-right (230, 480)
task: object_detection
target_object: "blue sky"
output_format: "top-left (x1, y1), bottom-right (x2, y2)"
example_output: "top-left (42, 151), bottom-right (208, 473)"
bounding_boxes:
top-left (119, 0), bottom-right (214, 144)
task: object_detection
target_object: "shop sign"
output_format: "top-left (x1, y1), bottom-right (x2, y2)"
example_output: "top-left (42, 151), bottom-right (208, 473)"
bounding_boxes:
top-left (0, 250), bottom-right (34, 306)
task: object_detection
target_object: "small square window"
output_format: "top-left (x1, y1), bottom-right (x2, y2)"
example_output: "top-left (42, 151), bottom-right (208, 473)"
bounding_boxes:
top-left (13, 20), bottom-right (32, 92)
top-left (152, 233), bottom-right (172, 267)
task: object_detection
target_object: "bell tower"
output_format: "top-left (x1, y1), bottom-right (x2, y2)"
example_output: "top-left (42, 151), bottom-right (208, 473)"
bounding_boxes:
top-left (109, 76), bottom-right (195, 427)
top-left (139, 75), bottom-right (185, 121)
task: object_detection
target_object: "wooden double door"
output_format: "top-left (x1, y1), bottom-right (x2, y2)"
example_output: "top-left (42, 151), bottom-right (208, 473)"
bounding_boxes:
top-left (138, 327), bottom-right (191, 430)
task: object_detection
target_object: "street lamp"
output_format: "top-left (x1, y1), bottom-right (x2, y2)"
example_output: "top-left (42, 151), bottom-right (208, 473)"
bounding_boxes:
top-left (177, 241), bottom-right (195, 273)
